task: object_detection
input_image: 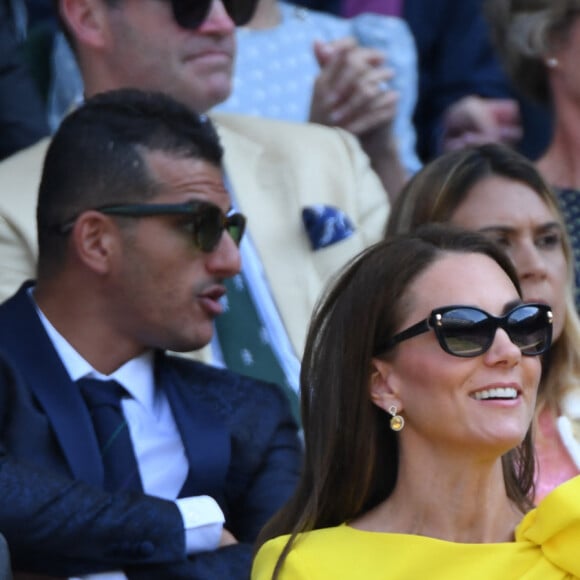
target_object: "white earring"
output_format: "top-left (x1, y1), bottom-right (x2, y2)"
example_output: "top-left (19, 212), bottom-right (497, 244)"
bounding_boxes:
top-left (546, 57), bottom-right (559, 68)
top-left (388, 405), bottom-right (405, 432)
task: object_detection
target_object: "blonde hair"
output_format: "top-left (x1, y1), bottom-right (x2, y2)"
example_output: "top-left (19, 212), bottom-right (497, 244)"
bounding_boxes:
top-left (485, 0), bottom-right (580, 104)
top-left (545, 291), bottom-right (580, 412)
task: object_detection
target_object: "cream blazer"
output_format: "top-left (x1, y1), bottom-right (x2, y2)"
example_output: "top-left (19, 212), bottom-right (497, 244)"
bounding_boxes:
top-left (0, 113), bottom-right (389, 360)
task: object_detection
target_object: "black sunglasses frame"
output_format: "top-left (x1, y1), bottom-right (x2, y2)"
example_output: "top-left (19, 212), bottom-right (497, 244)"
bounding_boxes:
top-left (168, 0), bottom-right (259, 29)
top-left (55, 200), bottom-right (246, 254)
top-left (382, 303), bottom-right (553, 358)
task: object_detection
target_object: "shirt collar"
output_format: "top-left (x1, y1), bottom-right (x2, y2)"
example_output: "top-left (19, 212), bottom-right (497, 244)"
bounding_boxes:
top-left (28, 287), bottom-right (156, 411)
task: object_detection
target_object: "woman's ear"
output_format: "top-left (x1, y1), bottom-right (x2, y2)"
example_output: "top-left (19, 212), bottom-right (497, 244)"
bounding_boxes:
top-left (369, 357), bottom-right (403, 414)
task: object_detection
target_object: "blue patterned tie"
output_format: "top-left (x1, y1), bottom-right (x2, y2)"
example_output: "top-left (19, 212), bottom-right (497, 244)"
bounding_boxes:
top-left (77, 378), bottom-right (143, 493)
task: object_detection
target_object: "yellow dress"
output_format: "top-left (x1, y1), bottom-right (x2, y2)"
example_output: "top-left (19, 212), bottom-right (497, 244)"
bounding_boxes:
top-left (252, 475), bottom-right (580, 579)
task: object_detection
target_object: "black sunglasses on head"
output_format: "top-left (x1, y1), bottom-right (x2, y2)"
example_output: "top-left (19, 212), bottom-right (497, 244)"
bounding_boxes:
top-left (167, 0), bottom-right (258, 29)
top-left (381, 303), bottom-right (553, 358)
top-left (54, 200), bottom-right (246, 254)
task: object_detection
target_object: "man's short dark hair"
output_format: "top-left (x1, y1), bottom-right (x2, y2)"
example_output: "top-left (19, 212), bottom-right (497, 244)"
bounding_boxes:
top-left (36, 88), bottom-right (224, 276)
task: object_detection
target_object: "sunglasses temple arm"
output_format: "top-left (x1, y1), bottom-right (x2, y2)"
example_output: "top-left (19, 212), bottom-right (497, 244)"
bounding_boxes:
top-left (378, 319), bottom-right (432, 353)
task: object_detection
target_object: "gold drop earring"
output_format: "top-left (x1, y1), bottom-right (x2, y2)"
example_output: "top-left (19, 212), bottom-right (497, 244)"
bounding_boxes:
top-left (389, 405), bottom-right (405, 432)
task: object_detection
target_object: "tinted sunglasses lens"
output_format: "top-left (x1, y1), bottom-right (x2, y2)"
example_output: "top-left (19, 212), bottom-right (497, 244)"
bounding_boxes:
top-left (506, 305), bottom-right (551, 355)
top-left (171, 0), bottom-right (211, 29)
top-left (225, 213), bottom-right (246, 246)
top-left (437, 308), bottom-right (492, 357)
top-left (223, 0), bottom-right (258, 25)
top-left (171, 0), bottom-right (258, 28)
top-left (194, 204), bottom-right (224, 252)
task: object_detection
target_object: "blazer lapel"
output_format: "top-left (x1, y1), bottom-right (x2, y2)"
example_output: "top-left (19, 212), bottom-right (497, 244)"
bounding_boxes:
top-left (214, 115), bottom-right (318, 357)
top-left (0, 283), bottom-right (103, 485)
top-left (156, 354), bottom-right (230, 497)
top-left (214, 114), bottom-right (264, 214)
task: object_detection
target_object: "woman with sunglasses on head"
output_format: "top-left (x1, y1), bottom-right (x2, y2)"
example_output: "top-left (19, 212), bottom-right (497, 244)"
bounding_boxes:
top-left (252, 224), bottom-right (579, 580)
top-left (386, 143), bottom-right (580, 503)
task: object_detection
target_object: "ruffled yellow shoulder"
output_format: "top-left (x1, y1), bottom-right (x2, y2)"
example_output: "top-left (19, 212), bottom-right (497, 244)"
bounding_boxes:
top-left (516, 474), bottom-right (580, 576)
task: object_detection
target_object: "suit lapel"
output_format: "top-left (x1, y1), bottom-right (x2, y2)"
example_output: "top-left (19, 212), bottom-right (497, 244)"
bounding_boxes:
top-left (156, 354), bottom-right (230, 497)
top-left (0, 283), bottom-right (103, 485)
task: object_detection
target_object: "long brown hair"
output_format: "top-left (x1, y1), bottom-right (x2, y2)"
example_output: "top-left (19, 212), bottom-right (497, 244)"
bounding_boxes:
top-left (257, 224), bottom-right (536, 577)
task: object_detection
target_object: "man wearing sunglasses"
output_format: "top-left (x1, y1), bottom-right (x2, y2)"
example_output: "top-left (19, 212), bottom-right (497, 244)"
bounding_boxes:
top-left (0, 0), bottom-right (389, 410)
top-left (0, 89), bottom-right (301, 578)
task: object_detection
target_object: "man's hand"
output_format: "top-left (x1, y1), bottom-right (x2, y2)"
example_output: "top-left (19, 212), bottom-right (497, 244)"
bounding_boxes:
top-left (309, 37), bottom-right (406, 199)
top-left (310, 38), bottom-right (399, 137)
top-left (442, 96), bottom-right (522, 152)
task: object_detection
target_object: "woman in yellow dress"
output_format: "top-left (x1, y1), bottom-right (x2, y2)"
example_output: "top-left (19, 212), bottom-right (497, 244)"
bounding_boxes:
top-left (252, 225), bottom-right (579, 579)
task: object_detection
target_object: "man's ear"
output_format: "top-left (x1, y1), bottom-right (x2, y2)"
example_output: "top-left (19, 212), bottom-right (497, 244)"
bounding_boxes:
top-left (61, 0), bottom-right (111, 49)
top-left (369, 357), bottom-right (403, 414)
top-left (71, 211), bottom-right (119, 274)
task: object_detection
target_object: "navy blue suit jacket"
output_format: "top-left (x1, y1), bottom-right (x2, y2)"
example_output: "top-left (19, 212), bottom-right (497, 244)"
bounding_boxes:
top-left (0, 283), bottom-right (301, 578)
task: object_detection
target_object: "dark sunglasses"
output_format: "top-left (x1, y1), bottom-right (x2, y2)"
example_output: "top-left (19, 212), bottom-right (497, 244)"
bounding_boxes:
top-left (55, 201), bottom-right (246, 253)
top-left (166, 0), bottom-right (258, 29)
top-left (382, 303), bottom-right (553, 358)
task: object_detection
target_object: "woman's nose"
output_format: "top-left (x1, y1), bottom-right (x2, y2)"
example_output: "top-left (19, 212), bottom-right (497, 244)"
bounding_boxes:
top-left (484, 327), bottom-right (522, 367)
top-left (512, 242), bottom-right (548, 282)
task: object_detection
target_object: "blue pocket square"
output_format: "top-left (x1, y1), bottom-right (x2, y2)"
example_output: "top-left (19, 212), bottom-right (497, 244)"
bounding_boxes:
top-left (302, 205), bottom-right (355, 250)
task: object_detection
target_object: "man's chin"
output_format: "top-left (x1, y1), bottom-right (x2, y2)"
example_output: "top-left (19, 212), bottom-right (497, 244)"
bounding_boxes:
top-left (163, 327), bottom-right (214, 356)
top-left (185, 74), bottom-right (233, 111)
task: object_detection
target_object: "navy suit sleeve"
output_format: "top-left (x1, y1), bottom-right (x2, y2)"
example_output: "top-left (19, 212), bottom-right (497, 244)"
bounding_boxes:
top-left (0, 454), bottom-right (191, 576)
top-left (225, 381), bottom-right (302, 544)
top-left (167, 359), bottom-right (302, 550)
top-left (138, 359), bottom-right (303, 580)
top-left (182, 366), bottom-right (302, 579)
top-left (0, 447), bottom-right (256, 579)
top-left (192, 378), bottom-right (301, 580)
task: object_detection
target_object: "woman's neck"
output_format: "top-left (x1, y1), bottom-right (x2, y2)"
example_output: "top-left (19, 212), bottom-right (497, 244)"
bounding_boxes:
top-left (351, 447), bottom-right (524, 544)
top-left (246, 0), bottom-right (283, 29)
top-left (537, 93), bottom-right (580, 190)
